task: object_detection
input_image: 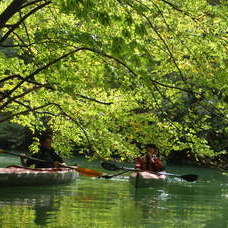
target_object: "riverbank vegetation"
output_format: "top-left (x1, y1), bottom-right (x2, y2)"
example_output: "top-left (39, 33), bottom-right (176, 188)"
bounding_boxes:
top-left (0, 0), bottom-right (227, 169)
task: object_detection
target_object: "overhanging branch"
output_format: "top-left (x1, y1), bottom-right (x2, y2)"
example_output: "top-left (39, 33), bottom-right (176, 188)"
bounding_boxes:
top-left (75, 94), bottom-right (113, 105)
top-left (5, 46), bottom-right (197, 107)
top-left (0, 0), bottom-right (26, 30)
top-left (0, 103), bottom-right (53, 123)
top-left (0, 1), bottom-right (51, 43)
top-left (0, 84), bottom-right (44, 110)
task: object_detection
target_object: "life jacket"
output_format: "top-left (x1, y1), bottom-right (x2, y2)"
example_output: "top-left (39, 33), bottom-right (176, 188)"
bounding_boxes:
top-left (150, 156), bottom-right (164, 172)
top-left (135, 154), bottom-right (165, 172)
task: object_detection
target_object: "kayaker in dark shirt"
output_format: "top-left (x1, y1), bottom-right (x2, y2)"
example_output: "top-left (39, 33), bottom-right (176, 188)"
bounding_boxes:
top-left (135, 144), bottom-right (165, 172)
top-left (21, 136), bottom-right (65, 168)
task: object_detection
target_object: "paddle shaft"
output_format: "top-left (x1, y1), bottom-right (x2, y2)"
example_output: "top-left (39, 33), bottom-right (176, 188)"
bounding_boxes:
top-left (101, 170), bottom-right (130, 179)
top-left (101, 162), bottom-right (198, 182)
top-left (0, 150), bottom-right (47, 163)
top-left (159, 171), bottom-right (186, 178)
top-left (0, 149), bottom-right (103, 177)
top-left (122, 167), bottom-right (195, 180)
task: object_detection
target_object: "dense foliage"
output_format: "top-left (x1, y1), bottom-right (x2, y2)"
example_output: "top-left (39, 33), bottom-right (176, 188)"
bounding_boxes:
top-left (0, 0), bottom-right (227, 163)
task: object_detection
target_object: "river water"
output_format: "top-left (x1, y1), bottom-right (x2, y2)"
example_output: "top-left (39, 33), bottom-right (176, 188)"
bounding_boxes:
top-left (0, 155), bottom-right (227, 228)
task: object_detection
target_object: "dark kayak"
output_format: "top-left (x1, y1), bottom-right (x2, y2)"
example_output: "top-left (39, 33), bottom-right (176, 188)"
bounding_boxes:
top-left (0, 166), bottom-right (79, 187)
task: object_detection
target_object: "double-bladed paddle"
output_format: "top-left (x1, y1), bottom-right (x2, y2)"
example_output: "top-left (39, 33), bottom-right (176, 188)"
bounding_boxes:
top-left (101, 162), bottom-right (198, 182)
top-left (0, 149), bottom-right (103, 177)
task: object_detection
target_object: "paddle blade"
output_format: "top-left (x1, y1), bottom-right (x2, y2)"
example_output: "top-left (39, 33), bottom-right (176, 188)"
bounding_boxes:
top-left (101, 162), bottom-right (120, 171)
top-left (75, 167), bottom-right (103, 177)
top-left (181, 174), bottom-right (198, 182)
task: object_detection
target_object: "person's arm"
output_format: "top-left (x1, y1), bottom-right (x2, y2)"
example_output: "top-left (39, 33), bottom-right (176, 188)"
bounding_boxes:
top-left (135, 157), bottom-right (144, 171)
top-left (50, 149), bottom-right (65, 167)
top-left (20, 153), bottom-right (37, 167)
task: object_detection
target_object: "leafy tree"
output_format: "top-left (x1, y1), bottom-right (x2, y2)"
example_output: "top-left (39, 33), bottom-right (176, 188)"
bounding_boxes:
top-left (0, 0), bottom-right (227, 165)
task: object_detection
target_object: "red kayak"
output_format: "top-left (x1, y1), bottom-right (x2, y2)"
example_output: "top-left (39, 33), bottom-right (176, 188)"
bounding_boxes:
top-left (0, 166), bottom-right (79, 187)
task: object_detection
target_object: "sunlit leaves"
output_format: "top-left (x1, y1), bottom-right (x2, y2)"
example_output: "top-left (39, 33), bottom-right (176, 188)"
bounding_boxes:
top-left (0, 0), bottom-right (227, 162)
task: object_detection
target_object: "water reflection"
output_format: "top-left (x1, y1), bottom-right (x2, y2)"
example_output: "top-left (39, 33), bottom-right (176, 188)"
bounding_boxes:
top-left (0, 183), bottom-right (80, 226)
top-left (127, 172), bottom-right (228, 228)
top-left (0, 157), bottom-right (227, 228)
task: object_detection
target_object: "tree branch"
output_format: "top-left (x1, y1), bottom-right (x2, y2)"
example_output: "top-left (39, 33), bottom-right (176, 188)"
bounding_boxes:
top-left (5, 46), bottom-right (198, 108)
top-left (158, 0), bottom-right (198, 21)
top-left (5, 47), bottom-right (138, 98)
top-left (0, 74), bottom-right (45, 86)
top-left (75, 94), bottom-right (113, 105)
top-left (18, 0), bottom-right (49, 11)
top-left (0, 1), bottom-right (51, 43)
top-left (0, 85), bottom-right (44, 110)
top-left (0, 74), bottom-right (53, 102)
top-left (0, 103), bottom-right (53, 123)
top-left (50, 103), bottom-right (92, 147)
top-left (0, 0), bottom-right (26, 30)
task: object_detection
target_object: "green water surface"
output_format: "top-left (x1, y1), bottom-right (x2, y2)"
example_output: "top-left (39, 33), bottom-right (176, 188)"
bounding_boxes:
top-left (0, 155), bottom-right (227, 228)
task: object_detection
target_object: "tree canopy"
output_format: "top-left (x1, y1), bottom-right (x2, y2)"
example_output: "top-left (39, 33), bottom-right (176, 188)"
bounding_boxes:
top-left (0, 0), bottom-right (227, 162)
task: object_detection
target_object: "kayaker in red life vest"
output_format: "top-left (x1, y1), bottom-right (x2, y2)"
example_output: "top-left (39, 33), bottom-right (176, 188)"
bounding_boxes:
top-left (135, 144), bottom-right (165, 172)
top-left (21, 136), bottom-right (65, 168)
